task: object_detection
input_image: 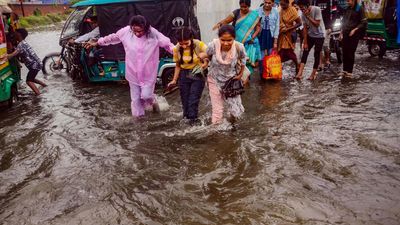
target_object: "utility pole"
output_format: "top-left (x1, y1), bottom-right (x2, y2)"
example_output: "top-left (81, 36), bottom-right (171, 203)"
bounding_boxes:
top-left (19, 0), bottom-right (25, 17)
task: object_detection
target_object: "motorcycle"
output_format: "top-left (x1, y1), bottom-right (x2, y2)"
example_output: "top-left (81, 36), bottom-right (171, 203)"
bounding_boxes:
top-left (329, 17), bottom-right (343, 64)
top-left (42, 42), bottom-right (84, 80)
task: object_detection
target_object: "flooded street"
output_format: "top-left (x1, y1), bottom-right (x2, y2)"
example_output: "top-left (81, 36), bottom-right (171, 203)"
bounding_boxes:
top-left (1, 29), bottom-right (400, 225)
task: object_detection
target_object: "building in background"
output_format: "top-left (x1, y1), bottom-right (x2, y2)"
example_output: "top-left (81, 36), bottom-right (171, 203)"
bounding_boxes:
top-left (9, 0), bottom-right (70, 3)
top-left (8, 0), bottom-right (71, 16)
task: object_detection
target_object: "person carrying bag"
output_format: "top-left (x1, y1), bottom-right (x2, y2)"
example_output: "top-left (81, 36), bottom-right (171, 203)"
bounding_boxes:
top-left (205, 25), bottom-right (246, 125)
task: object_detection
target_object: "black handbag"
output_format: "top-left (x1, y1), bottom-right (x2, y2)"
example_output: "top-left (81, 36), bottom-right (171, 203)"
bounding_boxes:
top-left (221, 77), bottom-right (244, 99)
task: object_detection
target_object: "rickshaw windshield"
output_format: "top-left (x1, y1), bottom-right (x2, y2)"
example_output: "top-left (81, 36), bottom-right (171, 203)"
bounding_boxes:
top-left (60, 7), bottom-right (91, 41)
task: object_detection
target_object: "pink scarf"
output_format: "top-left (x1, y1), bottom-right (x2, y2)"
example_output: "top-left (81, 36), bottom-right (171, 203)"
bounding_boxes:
top-left (213, 38), bottom-right (236, 65)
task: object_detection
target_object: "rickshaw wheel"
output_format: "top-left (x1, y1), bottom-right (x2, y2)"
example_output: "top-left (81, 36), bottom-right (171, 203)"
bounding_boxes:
top-left (161, 68), bottom-right (176, 88)
top-left (368, 43), bottom-right (386, 58)
top-left (7, 85), bottom-right (18, 108)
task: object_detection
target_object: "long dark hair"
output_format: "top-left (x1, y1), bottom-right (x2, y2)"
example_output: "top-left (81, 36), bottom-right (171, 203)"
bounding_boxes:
top-left (175, 27), bottom-right (195, 65)
top-left (218, 25), bottom-right (236, 38)
top-left (129, 15), bottom-right (150, 35)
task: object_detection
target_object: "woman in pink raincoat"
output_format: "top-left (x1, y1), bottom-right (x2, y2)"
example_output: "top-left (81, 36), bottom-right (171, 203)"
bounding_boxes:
top-left (86, 15), bottom-right (174, 118)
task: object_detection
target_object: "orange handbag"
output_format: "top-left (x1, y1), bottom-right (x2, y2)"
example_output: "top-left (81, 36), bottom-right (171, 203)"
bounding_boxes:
top-left (262, 51), bottom-right (282, 80)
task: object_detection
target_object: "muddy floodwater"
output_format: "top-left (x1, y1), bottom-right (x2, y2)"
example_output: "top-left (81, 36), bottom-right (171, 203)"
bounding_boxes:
top-left (0, 30), bottom-right (400, 225)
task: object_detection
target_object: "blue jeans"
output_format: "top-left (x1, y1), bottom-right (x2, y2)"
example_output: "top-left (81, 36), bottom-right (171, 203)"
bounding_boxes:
top-left (179, 70), bottom-right (205, 120)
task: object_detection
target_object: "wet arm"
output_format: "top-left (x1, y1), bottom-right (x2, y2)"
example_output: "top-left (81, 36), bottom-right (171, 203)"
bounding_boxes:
top-left (98, 26), bottom-right (128, 46)
top-left (236, 64), bottom-right (245, 79)
top-left (303, 25), bottom-right (308, 47)
top-left (171, 64), bottom-right (181, 84)
top-left (75, 27), bottom-right (100, 43)
top-left (251, 21), bottom-right (262, 40)
top-left (284, 17), bottom-right (301, 32)
top-left (4, 49), bottom-right (19, 59)
top-left (304, 16), bottom-right (321, 27)
top-left (356, 7), bottom-right (367, 31)
top-left (204, 42), bottom-right (215, 67)
top-left (291, 17), bottom-right (302, 31)
top-left (236, 45), bottom-right (247, 79)
top-left (98, 33), bottom-right (121, 46)
top-left (213, 14), bottom-right (234, 30)
top-left (273, 15), bottom-right (280, 39)
top-left (304, 9), bottom-right (321, 27)
top-left (273, 15), bottom-right (280, 48)
top-left (156, 29), bottom-right (174, 54)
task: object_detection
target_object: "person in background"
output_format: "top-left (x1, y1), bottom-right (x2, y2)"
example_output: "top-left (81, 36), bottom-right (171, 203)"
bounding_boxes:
top-left (73, 16), bottom-right (99, 44)
top-left (69, 16), bottom-right (104, 75)
top-left (257, 0), bottom-right (279, 79)
top-left (85, 15), bottom-right (174, 118)
top-left (205, 25), bottom-right (246, 125)
top-left (8, 12), bottom-right (20, 32)
top-left (168, 27), bottom-right (208, 125)
top-left (277, 0), bottom-right (302, 76)
top-left (213, 0), bottom-right (262, 77)
top-left (296, 0), bottom-right (326, 80)
top-left (0, 28), bottom-right (47, 95)
top-left (314, 0), bottom-right (337, 71)
top-left (293, 2), bottom-right (305, 51)
top-left (339, 0), bottom-right (367, 78)
top-left (70, 16), bottom-right (105, 76)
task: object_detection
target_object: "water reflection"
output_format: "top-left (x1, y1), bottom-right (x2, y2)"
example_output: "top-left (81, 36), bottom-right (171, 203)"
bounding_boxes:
top-left (259, 80), bottom-right (287, 108)
top-left (0, 31), bottom-right (400, 225)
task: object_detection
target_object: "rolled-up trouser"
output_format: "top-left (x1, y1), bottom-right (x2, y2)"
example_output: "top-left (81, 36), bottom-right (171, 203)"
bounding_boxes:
top-left (129, 82), bottom-right (155, 117)
top-left (179, 70), bottom-right (205, 120)
top-left (301, 36), bottom-right (324, 69)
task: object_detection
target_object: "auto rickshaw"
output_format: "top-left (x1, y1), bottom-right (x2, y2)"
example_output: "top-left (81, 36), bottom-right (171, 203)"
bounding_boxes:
top-left (0, 5), bottom-right (20, 108)
top-left (363, 0), bottom-right (400, 57)
top-left (43, 0), bottom-right (200, 88)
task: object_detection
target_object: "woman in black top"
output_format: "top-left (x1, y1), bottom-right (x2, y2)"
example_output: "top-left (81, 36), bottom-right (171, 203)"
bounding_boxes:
top-left (340, 0), bottom-right (367, 78)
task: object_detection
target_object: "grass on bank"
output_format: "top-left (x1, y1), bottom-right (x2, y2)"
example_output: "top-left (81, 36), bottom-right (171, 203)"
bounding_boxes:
top-left (19, 12), bottom-right (70, 28)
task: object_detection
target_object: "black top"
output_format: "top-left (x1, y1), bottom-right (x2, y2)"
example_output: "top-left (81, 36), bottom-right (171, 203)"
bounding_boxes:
top-left (341, 4), bottom-right (367, 35)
